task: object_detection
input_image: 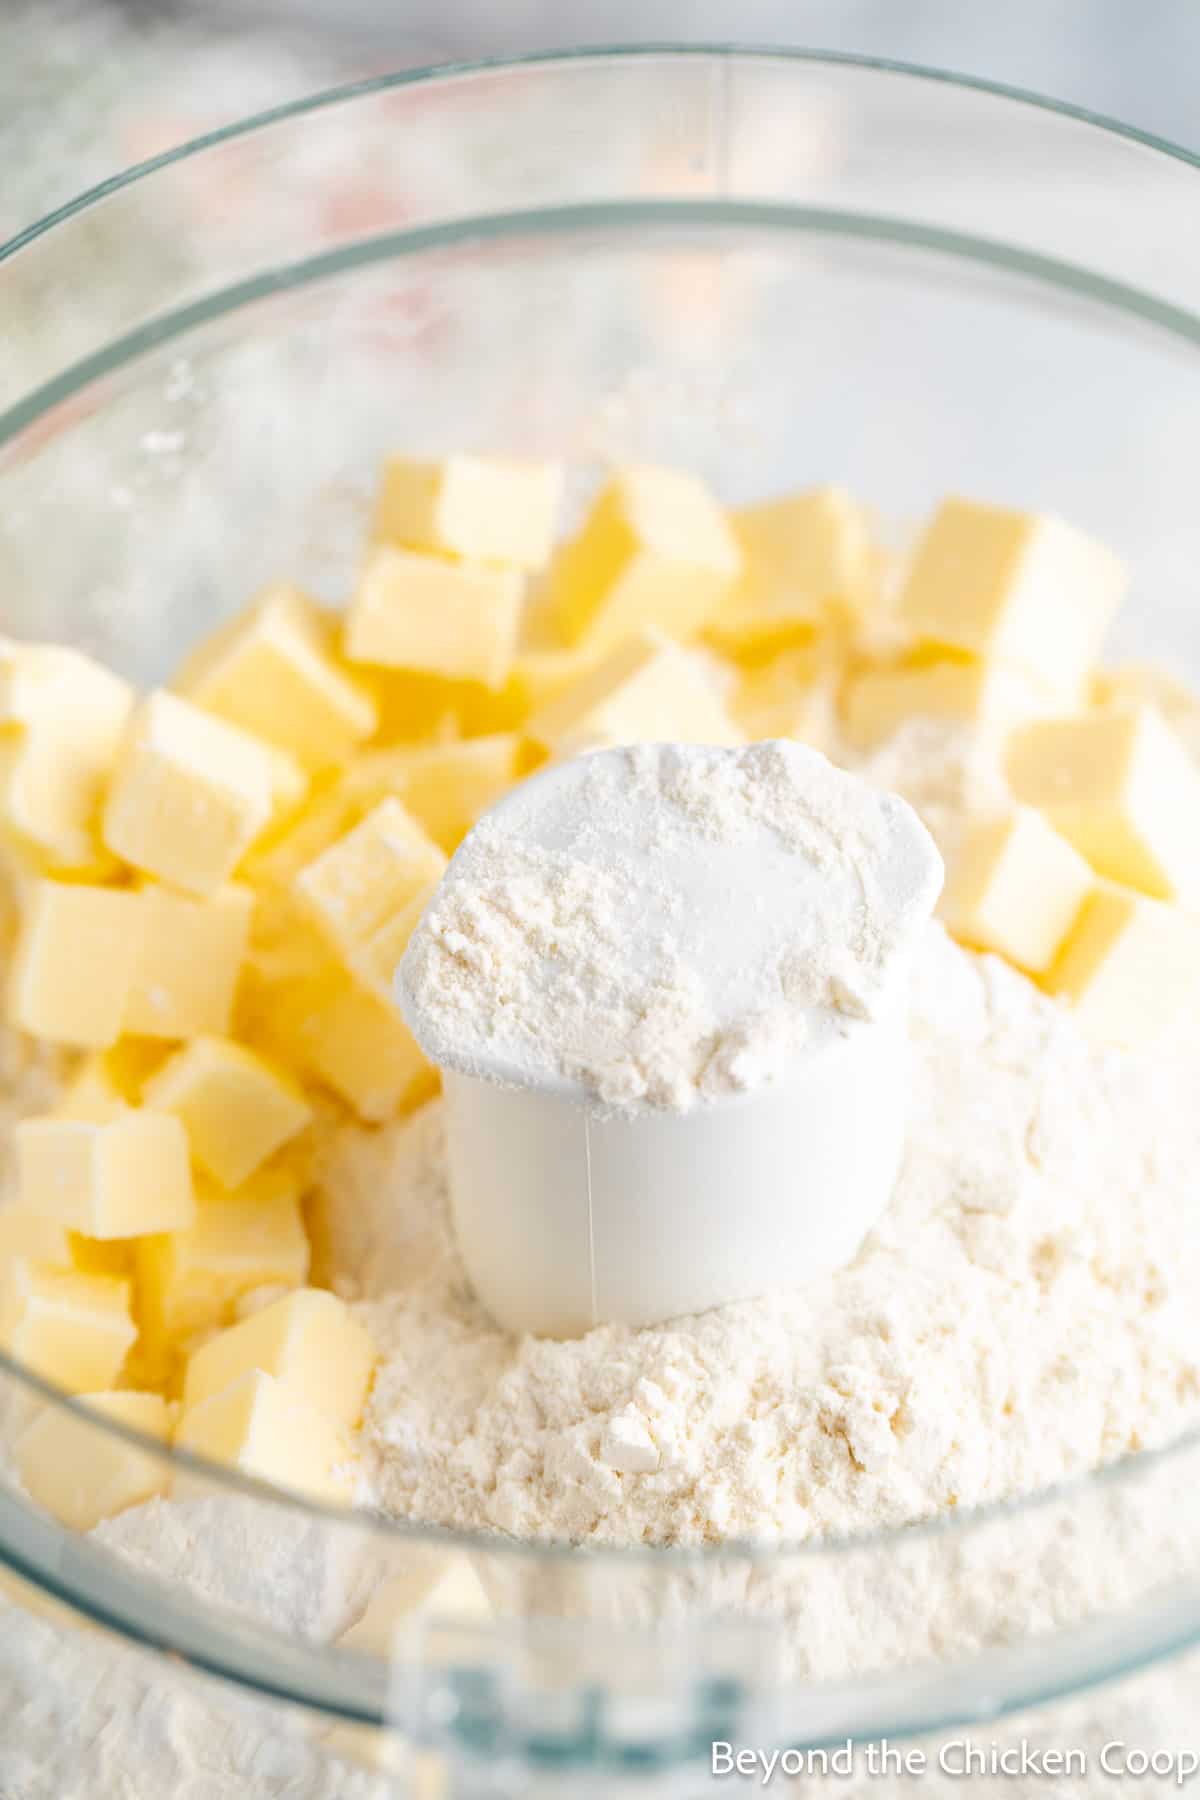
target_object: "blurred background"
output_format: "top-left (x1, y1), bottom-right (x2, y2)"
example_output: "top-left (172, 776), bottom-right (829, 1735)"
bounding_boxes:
top-left (4, 0), bottom-right (1199, 242)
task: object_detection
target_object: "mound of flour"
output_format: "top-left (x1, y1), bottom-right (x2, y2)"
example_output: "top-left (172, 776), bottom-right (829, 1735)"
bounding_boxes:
top-left (330, 922), bottom-right (1200, 1547)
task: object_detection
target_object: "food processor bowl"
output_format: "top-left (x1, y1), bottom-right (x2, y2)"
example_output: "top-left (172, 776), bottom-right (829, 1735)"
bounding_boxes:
top-left (2, 48), bottom-right (1200, 1797)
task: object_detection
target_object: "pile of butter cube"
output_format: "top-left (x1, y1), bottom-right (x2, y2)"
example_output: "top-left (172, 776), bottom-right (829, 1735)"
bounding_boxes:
top-left (1, 452), bottom-right (1198, 1531)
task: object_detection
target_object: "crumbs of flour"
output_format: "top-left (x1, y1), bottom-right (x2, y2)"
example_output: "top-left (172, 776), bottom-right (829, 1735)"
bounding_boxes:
top-left (331, 923), bottom-right (1200, 1546)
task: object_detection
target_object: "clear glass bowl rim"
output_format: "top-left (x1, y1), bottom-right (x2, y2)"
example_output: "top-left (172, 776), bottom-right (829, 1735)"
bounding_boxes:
top-left (1, 39), bottom-right (1199, 1740)
top-left (3, 38), bottom-right (1200, 276)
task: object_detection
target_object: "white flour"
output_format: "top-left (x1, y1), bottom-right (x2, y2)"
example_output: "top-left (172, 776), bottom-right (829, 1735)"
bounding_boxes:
top-left (346, 924), bottom-right (1200, 1547)
top-left (398, 740), bottom-right (942, 1110)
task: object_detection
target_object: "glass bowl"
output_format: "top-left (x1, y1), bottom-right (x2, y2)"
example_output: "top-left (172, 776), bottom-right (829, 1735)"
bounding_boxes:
top-left (2, 47), bottom-right (1200, 1797)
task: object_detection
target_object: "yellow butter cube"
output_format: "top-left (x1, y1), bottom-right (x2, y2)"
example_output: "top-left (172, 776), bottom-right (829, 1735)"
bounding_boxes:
top-left (8, 881), bottom-right (142, 1049)
top-left (136, 1168), bottom-right (310, 1358)
top-left (547, 465), bottom-right (741, 654)
top-left (351, 884), bottom-right (435, 1005)
top-left (124, 882), bottom-right (255, 1040)
top-left (0, 642), bottom-right (124, 731)
top-left (0, 645), bottom-right (133, 875)
top-left (293, 797), bottom-right (446, 962)
top-left (841, 655), bottom-right (1051, 750)
top-left (498, 644), bottom-right (607, 725)
top-left (339, 1556), bottom-right (491, 1655)
top-left (344, 734), bottom-right (523, 854)
top-left (897, 498), bottom-right (1124, 703)
top-left (103, 691), bottom-right (282, 895)
top-left (706, 487), bottom-right (876, 658)
top-left (0, 1261), bottom-right (136, 1392)
top-left (16, 1390), bottom-right (169, 1530)
top-left (1006, 705), bottom-right (1200, 903)
top-left (372, 453), bottom-right (563, 571)
top-left (0, 1203), bottom-right (71, 1270)
top-left (270, 957), bottom-right (435, 1123)
top-left (143, 1036), bottom-right (311, 1189)
top-left (174, 1368), bottom-right (353, 1503)
top-left (528, 628), bottom-right (744, 755)
top-left (179, 585), bottom-right (378, 771)
top-left (16, 1110), bottom-right (194, 1239)
top-left (183, 1287), bottom-right (374, 1429)
top-left (1044, 884), bottom-right (1200, 1048)
top-left (942, 807), bottom-right (1093, 975)
top-left (346, 546), bottom-right (525, 690)
top-left (52, 1058), bottom-right (170, 1271)
top-left (0, 734), bottom-right (118, 880)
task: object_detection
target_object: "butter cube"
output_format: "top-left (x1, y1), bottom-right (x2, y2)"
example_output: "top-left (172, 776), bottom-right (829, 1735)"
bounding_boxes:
top-left (897, 498), bottom-right (1124, 703)
top-left (1043, 884), bottom-right (1200, 1048)
top-left (103, 691), bottom-right (281, 895)
top-left (351, 884), bottom-right (435, 1005)
top-left (841, 655), bottom-right (1051, 750)
top-left (182, 1287), bottom-right (373, 1429)
top-left (60, 1062), bottom-right (160, 1268)
top-left (528, 629), bottom-right (744, 755)
top-left (547, 465), bottom-right (741, 654)
top-left (0, 731), bottom-right (115, 876)
top-left (344, 734), bottom-right (523, 854)
top-left (1006, 706), bottom-right (1200, 903)
top-left (0, 645), bottom-right (132, 875)
top-left (706, 487), bottom-right (876, 658)
top-left (346, 547), bottom-right (525, 690)
top-left (8, 881), bottom-right (141, 1048)
top-left (499, 644), bottom-right (607, 724)
top-left (179, 585), bottom-right (377, 770)
top-left (373, 453), bottom-right (563, 571)
top-left (942, 807), bottom-right (1093, 974)
top-left (16, 1111), bottom-right (194, 1238)
top-left (174, 1369), bottom-right (352, 1503)
top-left (339, 1556), bottom-right (491, 1655)
top-left (0, 1262), bottom-right (136, 1392)
top-left (270, 959), bottom-right (435, 1123)
top-left (16, 1390), bottom-right (169, 1530)
top-left (0, 1203), bottom-right (71, 1269)
top-left (0, 643), bottom-right (126, 732)
top-left (293, 797), bottom-right (446, 963)
top-left (124, 882), bottom-right (254, 1040)
top-left (143, 1037), bottom-right (311, 1189)
top-left (136, 1168), bottom-right (309, 1357)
